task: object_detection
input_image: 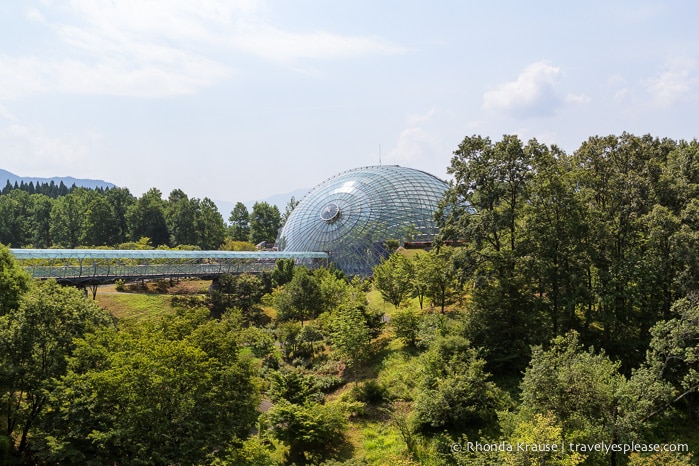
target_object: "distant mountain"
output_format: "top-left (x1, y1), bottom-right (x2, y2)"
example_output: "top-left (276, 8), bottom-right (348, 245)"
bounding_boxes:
top-left (0, 169), bottom-right (116, 190)
top-left (214, 187), bottom-right (310, 219)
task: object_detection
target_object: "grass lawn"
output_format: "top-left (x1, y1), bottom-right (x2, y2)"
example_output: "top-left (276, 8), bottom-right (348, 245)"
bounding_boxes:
top-left (95, 279), bottom-right (211, 321)
top-left (96, 291), bottom-right (176, 321)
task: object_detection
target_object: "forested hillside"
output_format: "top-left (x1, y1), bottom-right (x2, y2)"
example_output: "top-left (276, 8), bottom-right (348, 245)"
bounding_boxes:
top-left (1, 132), bottom-right (698, 465)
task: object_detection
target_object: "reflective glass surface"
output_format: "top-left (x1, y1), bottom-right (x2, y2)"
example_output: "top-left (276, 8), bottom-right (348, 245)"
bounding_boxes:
top-left (277, 165), bottom-right (447, 275)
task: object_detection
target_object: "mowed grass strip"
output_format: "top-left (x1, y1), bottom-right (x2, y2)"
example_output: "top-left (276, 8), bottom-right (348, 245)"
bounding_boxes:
top-left (96, 292), bottom-right (176, 321)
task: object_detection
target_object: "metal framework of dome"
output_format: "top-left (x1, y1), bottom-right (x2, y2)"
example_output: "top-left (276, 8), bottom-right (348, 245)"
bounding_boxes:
top-left (277, 165), bottom-right (447, 275)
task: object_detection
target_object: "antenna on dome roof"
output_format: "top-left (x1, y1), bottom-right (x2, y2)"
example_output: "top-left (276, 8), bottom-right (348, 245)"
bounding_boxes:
top-left (379, 144), bottom-right (382, 166)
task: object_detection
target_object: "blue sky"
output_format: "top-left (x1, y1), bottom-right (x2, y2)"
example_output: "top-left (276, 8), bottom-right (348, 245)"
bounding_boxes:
top-left (1, 1), bottom-right (698, 209)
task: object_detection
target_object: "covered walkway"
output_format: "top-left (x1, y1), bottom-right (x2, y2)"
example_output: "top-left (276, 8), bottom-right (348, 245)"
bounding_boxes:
top-left (10, 249), bottom-right (329, 286)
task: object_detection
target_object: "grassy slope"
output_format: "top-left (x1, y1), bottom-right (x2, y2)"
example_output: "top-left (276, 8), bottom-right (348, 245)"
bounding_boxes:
top-left (96, 292), bottom-right (175, 321)
top-left (95, 280), bottom-right (209, 320)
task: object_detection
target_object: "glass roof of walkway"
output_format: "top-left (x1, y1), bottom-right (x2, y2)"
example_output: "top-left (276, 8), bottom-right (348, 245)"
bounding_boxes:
top-left (10, 249), bottom-right (329, 260)
top-left (9, 249), bottom-right (330, 286)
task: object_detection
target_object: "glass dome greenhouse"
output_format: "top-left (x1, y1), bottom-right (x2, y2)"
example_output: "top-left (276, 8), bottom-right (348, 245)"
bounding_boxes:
top-left (277, 165), bottom-right (448, 276)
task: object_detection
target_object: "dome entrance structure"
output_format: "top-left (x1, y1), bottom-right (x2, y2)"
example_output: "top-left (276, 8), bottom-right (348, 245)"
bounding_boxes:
top-left (277, 165), bottom-right (448, 276)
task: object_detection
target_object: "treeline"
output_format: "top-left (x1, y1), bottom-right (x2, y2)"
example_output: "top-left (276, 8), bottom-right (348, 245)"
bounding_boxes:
top-left (0, 184), bottom-right (284, 250)
top-left (433, 132), bottom-right (699, 375)
top-left (1, 179), bottom-right (106, 198)
top-left (366, 133), bottom-right (699, 465)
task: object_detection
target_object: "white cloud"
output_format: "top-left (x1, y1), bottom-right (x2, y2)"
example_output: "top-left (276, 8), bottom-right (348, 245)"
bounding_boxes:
top-left (483, 61), bottom-right (563, 118)
top-left (406, 107), bottom-right (437, 126)
top-left (611, 3), bottom-right (662, 23)
top-left (0, 104), bottom-right (18, 121)
top-left (385, 109), bottom-right (440, 165)
top-left (0, 1), bottom-right (405, 99)
top-left (231, 22), bottom-right (405, 64)
top-left (0, 124), bottom-right (92, 174)
top-left (646, 57), bottom-right (696, 107)
top-left (614, 88), bottom-right (631, 104)
top-left (565, 93), bottom-right (590, 104)
top-left (608, 73), bottom-right (626, 86)
top-left (0, 54), bottom-right (231, 99)
top-left (385, 127), bottom-right (436, 165)
top-left (25, 6), bottom-right (45, 23)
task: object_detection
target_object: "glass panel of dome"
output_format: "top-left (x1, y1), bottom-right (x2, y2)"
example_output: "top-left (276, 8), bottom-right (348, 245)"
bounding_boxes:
top-left (278, 165), bottom-right (447, 276)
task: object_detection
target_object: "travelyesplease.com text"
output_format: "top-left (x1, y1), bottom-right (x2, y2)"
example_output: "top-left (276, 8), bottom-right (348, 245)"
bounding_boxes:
top-left (451, 441), bottom-right (689, 455)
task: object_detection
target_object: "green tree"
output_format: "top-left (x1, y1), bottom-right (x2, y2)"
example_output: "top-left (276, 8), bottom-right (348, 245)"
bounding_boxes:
top-left (105, 187), bottom-right (135, 244)
top-left (249, 201), bottom-right (281, 245)
top-left (0, 245), bottom-right (30, 316)
top-left (436, 135), bottom-right (548, 373)
top-left (268, 400), bottom-right (348, 465)
top-left (331, 306), bottom-right (373, 379)
top-left (166, 188), bottom-right (199, 246)
top-left (214, 436), bottom-right (281, 466)
top-left (277, 268), bottom-right (323, 324)
top-left (30, 194), bottom-right (53, 248)
top-left (281, 195), bottom-right (299, 226)
top-left (519, 332), bottom-right (628, 465)
top-left (569, 133), bottom-right (677, 366)
top-left (196, 197), bottom-right (226, 250)
top-left (524, 144), bottom-right (589, 335)
top-left (422, 248), bottom-right (457, 313)
top-left (494, 411), bottom-right (584, 466)
top-left (316, 266), bottom-right (353, 312)
top-left (38, 308), bottom-right (260, 465)
top-left (81, 196), bottom-right (118, 246)
top-left (0, 190), bottom-right (33, 247)
top-left (627, 450), bottom-right (694, 466)
top-left (268, 366), bottom-right (322, 405)
top-left (209, 273), bottom-right (266, 321)
top-left (391, 307), bottom-right (422, 347)
top-left (410, 252), bottom-right (431, 310)
top-left (373, 252), bottom-right (413, 308)
top-left (127, 188), bottom-right (169, 247)
top-left (229, 202), bottom-right (251, 241)
top-left (622, 297), bottom-right (699, 426)
top-left (0, 280), bottom-right (112, 458)
top-left (49, 193), bottom-right (84, 248)
top-left (271, 257), bottom-right (295, 287)
top-left (414, 335), bottom-right (504, 433)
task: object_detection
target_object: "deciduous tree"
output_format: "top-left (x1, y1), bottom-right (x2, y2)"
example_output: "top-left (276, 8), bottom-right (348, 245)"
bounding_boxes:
top-left (519, 332), bottom-right (628, 465)
top-left (249, 201), bottom-right (281, 245)
top-left (373, 252), bottom-right (413, 308)
top-left (0, 245), bottom-right (30, 316)
top-left (166, 188), bottom-right (199, 246)
top-left (196, 197), bottom-right (226, 250)
top-left (38, 308), bottom-right (260, 465)
top-left (331, 306), bottom-right (373, 378)
top-left (81, 196), bottom-right (118, 246)
top-left (414, 335), bottom-right (504, 433)
top-left (268, 400), bottom-right (348, 464)
top-left (0, 280), bottom-right (112, 457)
top-left (49, 193), bottom-right (84, 248)
top-left (127, 188), bottom-right (169, 247)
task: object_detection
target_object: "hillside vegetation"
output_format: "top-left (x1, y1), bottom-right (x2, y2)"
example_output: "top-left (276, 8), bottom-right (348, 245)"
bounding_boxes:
top-left (1, 133), bottom-right (699, 465)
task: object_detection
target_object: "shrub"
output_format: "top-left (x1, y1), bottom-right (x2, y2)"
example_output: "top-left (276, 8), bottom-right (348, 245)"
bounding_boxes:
top-left (351, 380), bottom-right (388, 404)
